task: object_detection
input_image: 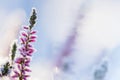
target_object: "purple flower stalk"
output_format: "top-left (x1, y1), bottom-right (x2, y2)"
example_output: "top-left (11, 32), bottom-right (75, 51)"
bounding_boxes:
top-left (12, 9), bottom-right (37, 80)
top-left (55, 27), bottom-right (77, 68)
top-left (54, 1), bottom-right (88, 69)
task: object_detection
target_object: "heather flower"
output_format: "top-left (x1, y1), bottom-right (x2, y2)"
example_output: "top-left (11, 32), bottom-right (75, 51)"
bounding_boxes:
top-left (23, 26), bottom-right (29, 30)
top-left (53, 2), bottom-right (87, 80)
top-left (30, 31), bottom-right (36, 34)
top-left (15, 58), bottom-right (23, 64)
top-left (55, 27), bottom-right (77, 69)
top-left (12, 9), bottom-right (37, 80)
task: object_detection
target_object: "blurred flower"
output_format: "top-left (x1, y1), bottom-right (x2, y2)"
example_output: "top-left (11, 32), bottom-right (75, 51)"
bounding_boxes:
top-left (94, 61), bottom-right (108, 80)
top-left (55, 27), bottom-right (77, 68)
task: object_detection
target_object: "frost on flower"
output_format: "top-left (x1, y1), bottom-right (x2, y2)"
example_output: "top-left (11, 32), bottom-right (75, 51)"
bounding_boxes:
top-left (12, 9), bottom-right (37, 80)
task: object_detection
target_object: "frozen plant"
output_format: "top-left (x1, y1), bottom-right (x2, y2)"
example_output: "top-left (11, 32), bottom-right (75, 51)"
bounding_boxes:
top-left (12, 9), bottom-right (37, 80)
top-left (0, 42), bottom-right (17, 80)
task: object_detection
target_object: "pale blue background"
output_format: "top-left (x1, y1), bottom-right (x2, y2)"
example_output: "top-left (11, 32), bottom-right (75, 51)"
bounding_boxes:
top-left (0, 0), bottom-right (120, 80)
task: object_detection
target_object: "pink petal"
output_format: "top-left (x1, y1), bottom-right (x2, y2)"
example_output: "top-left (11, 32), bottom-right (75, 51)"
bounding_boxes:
top-left (27, 44), bottom-right (32, 47)
top-left (15, 58), bottom-right (23, 64)
top-left (28, 49), bottom-right (34, 54)
top-left (25, 63), bottom-right (30, 67)
top-left (30, 35), bottom-right (37, 39)
top-left (23, 75), bottom-right (30, 78)
top-left (30, 30), bottom-right (36, 34)
top-left (12, 74), bottom-right (19, 78)
top-left (26, 53), bottom-right (32, 56)
top-left (20, 37), bottom-right (25, 44)
top-left (24, 68), bottom-right (31, 72)
top-left (23, 26), bottom-right (29, 30)
top-left (21, 31), bottom-right (28, 37)
top-left (25, 59), bottom-right (30, 63)
top-left (17, 65), bottom-right (21, 70)
top-left (14, 70), bottom-right (19, 75)
top-left (29, 39), bottom-right (36, 42)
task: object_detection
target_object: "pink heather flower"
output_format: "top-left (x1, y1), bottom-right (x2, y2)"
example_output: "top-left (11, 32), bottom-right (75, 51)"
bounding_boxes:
top-left (30, 30), bottom-right (36, 34)
top-left (28, 48), bottom-right (34, 54)
top-left (24, 75), bottom-right (30, 77)
top-left (13, 25), bottom-right (37, 79)
top-left (25, 58), bottom-right (30, 63)
top-left (27, 44), bottom-right (32, 48)
top-left (12, 74), bottom-right (19, 78)
top-left (21, 31), bottom-right (28, 37)
top-left (12, 9), bottom-right (37, 80)
top-left (20, 37), bottom-right (25, 44)
top-left (20, 38), bottom-right (27, 45)
top-left (30, 35), bottom-right (37, 39)
top-left (12, 70), bottom-right (20, 79)
top-left (17, 65), bottom-right (21, 70)
top-left (23, 26), bottom-right (29, 30)
top-left (24, 60), bottom-right (30, 67)
top-left (15, 58), bottom-right (23, 64)
top-left (14, 71), bottom-right (19, 76)
top-left (29, 39), bottom-right (36, 42)
top-left (24, 68), bottom-right (31, 72)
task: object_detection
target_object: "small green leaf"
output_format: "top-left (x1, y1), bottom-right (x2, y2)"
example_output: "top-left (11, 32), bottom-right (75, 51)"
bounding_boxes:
top-left (29, 9), bottom-right (37, 29)
top-left (11, 42), bottom-right (17, 61)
